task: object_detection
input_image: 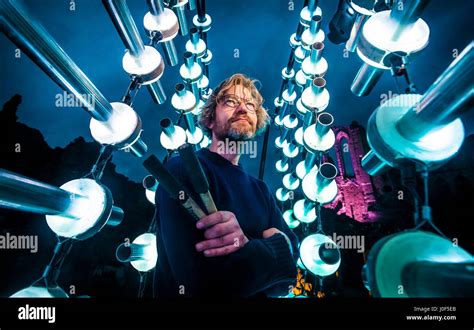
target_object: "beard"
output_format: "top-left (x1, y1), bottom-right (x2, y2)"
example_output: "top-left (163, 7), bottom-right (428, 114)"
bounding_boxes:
top-left (214, 116), bottom-right (256, 141)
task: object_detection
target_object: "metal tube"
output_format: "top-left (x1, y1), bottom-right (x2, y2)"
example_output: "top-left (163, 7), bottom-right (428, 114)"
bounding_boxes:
top-left (315, 112), bottom-right (333, 139)
top-left (185, 113), bottom-right (196, 134)
top-left (174, 2), bottom-right (189, 36)
top-left (102, 0), bottom-right (145, 58)
top-left (402, 261), bottom-right (474, 297)
top-left (316, 163), bottom-right (337, 192)
top-left (116, 242), bottom-right (149, 262)
top-left (390, 0), bottom-right (430, 42)
top-left (0, 169), bottom-right (86, 219)
top-left (361, 149), bottom-right (390, 176)
top-left (161, 118), bottom-right (176, 138)
top-left (146, 81), bottom-right (166, 104)
top-left (0, 0), bottom-right (113, 122)
top-left (350, 63), bottom-right (384, 97)
top-left (310, 42), bottom-right (324, 64)
top-left (309, 15), bottom-right (322, 35)
top-left (397, 41), bottom-right (474, 141)
top-left (303, 109), bottom-right (314, 128)
top-left (161, 40), bottom-right (178, 66)
top-left (190, 27), bottom-right (200, 45)
top-left (196, 0), bottom-right (206, 22)
top-left (304, 151), bottom-right (317, 170)
top-left (147, 0), bottom-right (165, 16)
top-left (307, 0), bottom-right (318, 13)
top-left (311, 77), bottom-right (326, 95)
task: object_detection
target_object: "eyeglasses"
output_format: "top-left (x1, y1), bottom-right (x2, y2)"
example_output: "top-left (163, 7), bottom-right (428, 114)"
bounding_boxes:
top-left (218, 94), bottom-right (258, 114)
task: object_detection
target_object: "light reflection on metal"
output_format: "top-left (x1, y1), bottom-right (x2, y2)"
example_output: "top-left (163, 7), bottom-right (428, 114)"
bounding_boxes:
top-left (302, 163), bottom-right (338, 205)
top-left (351, 0), bottom-right (430, 96)
top-left (283, 209), bottom-right (300, 229)
top-left (301, 77), bottom-right (330, 113)
top-left (143, 175), bottom-right (158, 205)
top-left (144, 0), bottom-right (180, 66)
top-left (0, 170), bottom-right (123, 240)
top-left (300, 233), bottom-right (341, 277)
top-left (180, 52), bottom-right (203, 98)
top-left (116, 233), bottom-right (158, 272)
top-left (103, 0), bottom-right (166, 104)
top-left (301, 15), bottom-right (325, 50)
top-left (293, 199), bottom-right (316, 223)
top-left (160, 118), bottom-right (186, 150)
top-left (169, 0), bottom-right (189, 36)
top-left (361, 42), bottom-right (473, 176)
top-left (363, 231), bottom-right (473, 297)
top-left (303, 112), bottom-right (335, 153)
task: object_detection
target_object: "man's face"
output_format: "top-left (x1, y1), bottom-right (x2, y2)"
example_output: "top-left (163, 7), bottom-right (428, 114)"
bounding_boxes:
top-left (209, 85), bottom-right (258, 141)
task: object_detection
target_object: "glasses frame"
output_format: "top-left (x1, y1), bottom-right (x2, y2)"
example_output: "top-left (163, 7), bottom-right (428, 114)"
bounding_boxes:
top-left (218, 94), bottom-right (259, 114)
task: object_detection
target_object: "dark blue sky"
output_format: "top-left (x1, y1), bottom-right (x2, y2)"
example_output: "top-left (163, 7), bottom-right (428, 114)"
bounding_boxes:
top-left (1, 0), bottom-right (473, 189)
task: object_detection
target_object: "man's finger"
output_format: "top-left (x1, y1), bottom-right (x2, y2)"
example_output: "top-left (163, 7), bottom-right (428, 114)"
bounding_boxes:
top-left (203, 221), bottom-right (238, 239)
top-left (202, 244), bottom-right (238, 257)
top-left (195, 233), bottom-right (238, 251)
top-left (196, 211), bottom-right (233, 230)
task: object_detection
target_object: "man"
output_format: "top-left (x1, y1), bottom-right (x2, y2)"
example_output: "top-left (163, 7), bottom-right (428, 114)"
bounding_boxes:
top-left (153, 73), bottom-right (298, 297)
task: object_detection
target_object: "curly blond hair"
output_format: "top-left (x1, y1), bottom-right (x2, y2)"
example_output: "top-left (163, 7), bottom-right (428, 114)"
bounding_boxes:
top-left (198, 73), bottom-right (270, 137)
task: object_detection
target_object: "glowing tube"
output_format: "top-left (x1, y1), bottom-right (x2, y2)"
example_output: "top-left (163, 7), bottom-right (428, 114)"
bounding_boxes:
top-left (350, 0), bottom-right (430, 96)
top-left (0, 169), bottom-right (87, 219)
top-left (116, 233), bottom-right (158, 272)
top-left (300, 0), bottom-right (322, 28)
top-left (275, 188), bottom-right (290, 202)
top-left (280, 114), bottom-right (299, 142)
top-left (0, 0), bottom-right (112, 122)
top-left (303, 112), bottom-right (335, 153)
top-left (159, 118), bottom-right (186, 150)
top-left (301, 78), bottom-right (330, 113)
top-left (301, 15), bottom-right (325, 50)
top-left (299, 233), bottom-right (341, 277)
top-left (170, 0), bottom-right (189, 36)
top-left (283, 210), bottom-right (300, 229)
top-left (180, 52), bottom-right (203, 98)
top-left (103, 0), bottom-right (166, 104)
top-left (143, 175), bottom-right (158, 205)
top-left (361, 42), bottom-right (473, 175)
top-left (300, 42), bottom-right (328, 82)
top-left (144, 0), bottom-right (180, 66)
top-left (293, 199), bottom-right (316, 223)
top-left (397, 41), bottom-right (474, 141)
top-left (283, 172), bottom-right (300, 191)
top-left (186, 27), bottom-right (207, 59)
top-left (302, 163), bottom-right (338, 204)
top-left (0, 170), bottom-right (124, 239)
top-left (364, 231), bottom-right (473, 297)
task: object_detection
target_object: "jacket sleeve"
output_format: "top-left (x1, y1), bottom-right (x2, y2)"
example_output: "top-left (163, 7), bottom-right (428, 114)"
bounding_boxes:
top-left (154, 161), bottom-right (298, 297)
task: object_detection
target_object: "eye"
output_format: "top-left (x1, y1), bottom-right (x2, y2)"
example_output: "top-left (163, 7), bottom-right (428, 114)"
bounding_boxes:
top-left (224, 98), bottom-right (238, 107)
top-left (246, 102), bottom-right (256, 111)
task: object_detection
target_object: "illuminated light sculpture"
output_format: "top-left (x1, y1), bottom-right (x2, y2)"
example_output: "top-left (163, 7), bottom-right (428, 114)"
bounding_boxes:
top-left (103, 0), bottom-right (167, 105)
top-left (193, 0), bottom-right (212, 77)
top-left (283, 138), bottom-right (300, 159)
top-left (11, 286), bottom-right (68, 298)
top-left (296, 42), bottom-right (328, 88)
top-left (350, 0), bottom-right (430, 96)
top-left (0, 0), bottom-right (148, 157)
top-left (89, 101), bottom-right (148, 157)
top-left (301, 77), bottom-right (330, 114)
top-left (296, 151), bottom-right (319, 180)
top-left (301, 15), bottom-right (325, 50)
top-left (293, 198), bottom-right (317, 223)
top-left (302, 162), bottom-right (338, 205)
top-left (143, 0), bottom-right (180, 66)
top-left (275, 155), bottom-right (290, 173)
top-left (143, 175), bottom-right (159, 205)
top-left (159, 117), bottom-right (187, 150)
top-left (303, 112), bottom-right (335, 154)
top-left (361, 42), bottom-right (473, 176)
top-left (363, 231), bottom-right (473, 297)
top-left (168, 0), bottom-right (190, 36)
top-left (180, 51), bottom-right (203, 98)
top-left (283, 172), bottom-right (300, 191)
top-left (275, 187), bottom-right (290, 202)
top-left (299, 0), bottom-right (322, 28)
top-left (276, 82), bottom-right (298, 122)
top-left (299, 233), bottom-right (341, 277)
top-left (343, 1), bottom-right (376, 52)
top-left (116, 233), bottom-right (158, 272)
top-left (283, 209), bottom-right (300, 229)
top-left (275, 114), bottom-right (298, 150)
top-left (171, 84), bottom-right (203, 145)
top-left (186, 27), bottom-right (207, 60)
top-left (0, 169), bottom-right (123, 240)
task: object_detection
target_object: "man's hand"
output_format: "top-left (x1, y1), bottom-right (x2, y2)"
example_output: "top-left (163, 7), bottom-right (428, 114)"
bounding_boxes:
top-left (195, 211), bottom-right (249, 257)
top-left (262, 227), bottom-right (294, 256)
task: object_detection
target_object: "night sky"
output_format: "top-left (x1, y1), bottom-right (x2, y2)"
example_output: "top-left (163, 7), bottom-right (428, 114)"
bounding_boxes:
top-left (1, 0), bottom-right (473, 190)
